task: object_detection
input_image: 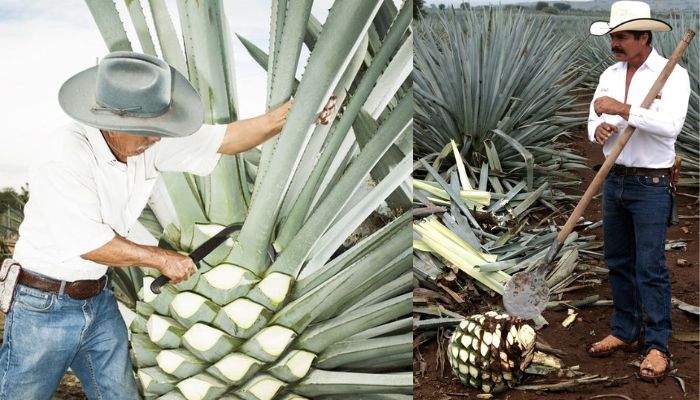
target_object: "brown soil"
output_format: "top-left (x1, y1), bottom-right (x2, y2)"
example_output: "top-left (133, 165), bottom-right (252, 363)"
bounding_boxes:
top-left (413, 134), bottom-right (700, 399)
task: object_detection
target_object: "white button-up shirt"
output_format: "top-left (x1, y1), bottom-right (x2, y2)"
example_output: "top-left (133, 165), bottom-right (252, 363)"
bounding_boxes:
top-left (587, 48), bottom-right (690, 168)
top-left (13, 122), bottom-right (225, 281)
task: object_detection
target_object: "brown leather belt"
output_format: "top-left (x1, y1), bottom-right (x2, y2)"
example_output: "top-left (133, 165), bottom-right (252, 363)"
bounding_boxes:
top-left (612, 164), bottom-right (670, 177)
top-left (18, 270), bottom-right (108, 300)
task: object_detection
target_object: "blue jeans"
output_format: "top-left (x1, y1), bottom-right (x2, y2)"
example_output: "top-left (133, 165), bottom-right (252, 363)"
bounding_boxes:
top-left (0, 284), bottom-right (139, 400)
top-left (603, 172), bottom-right (672, 355)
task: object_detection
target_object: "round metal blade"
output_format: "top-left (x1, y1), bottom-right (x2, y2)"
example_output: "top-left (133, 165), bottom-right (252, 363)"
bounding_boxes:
top-left (503, 270), bottom-right (550, 320)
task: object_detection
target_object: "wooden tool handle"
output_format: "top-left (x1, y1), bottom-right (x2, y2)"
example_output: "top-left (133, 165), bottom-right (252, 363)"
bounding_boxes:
top-left (555, 29), bottom-right (695, 243)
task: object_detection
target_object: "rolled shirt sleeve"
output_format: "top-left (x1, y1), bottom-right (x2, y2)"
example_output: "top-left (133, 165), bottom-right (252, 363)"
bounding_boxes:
top-left (155, 124), bottom-right (226, 175)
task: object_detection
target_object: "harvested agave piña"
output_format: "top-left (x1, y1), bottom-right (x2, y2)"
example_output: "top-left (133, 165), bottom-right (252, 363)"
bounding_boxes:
top-left (447, 311), bottom-right (536, 393)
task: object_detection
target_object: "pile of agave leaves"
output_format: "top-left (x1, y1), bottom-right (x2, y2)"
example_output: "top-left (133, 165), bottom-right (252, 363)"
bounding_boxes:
top-left (412, 141), bottom-right (618, 393)
top-left (412, 140), bottom-right (605, 330)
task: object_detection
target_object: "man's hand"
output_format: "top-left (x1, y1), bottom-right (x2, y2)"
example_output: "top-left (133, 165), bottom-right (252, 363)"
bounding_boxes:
top-left (218, 96), bottom-right (338, 155)
top-left (594, 96), bottom-right (631, 119)
top-left (81, 235), bottom-right (197, 284)
top-left (155, 249), bottom-right (197, 284)
top-left (267, 100), bottom-right (292, 133)
top-left (218, 100), bottom-right (290, 155)
top-left (316, 96), bottom-right (337, 125)
top-left (594, 122), bottom-right (618, 144)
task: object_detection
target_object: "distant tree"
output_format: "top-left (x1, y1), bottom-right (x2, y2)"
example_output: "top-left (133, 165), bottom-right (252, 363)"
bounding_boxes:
top-left (414, 0), bottom-right (425, 18)
top-left (460, 2), bottom-right (470, 9)
top-left (542, 6), bottom-right (560, 14)
top-left (535, 1), bottom-right (549, 10)
top-left (438, 3), bottom-right (446, 10)
top-left (0, 186), bottom-right (28, 214)
top-left (0, 186), bottom-right (27, 245)
top-left (553, 2), bottom-right (571, 11)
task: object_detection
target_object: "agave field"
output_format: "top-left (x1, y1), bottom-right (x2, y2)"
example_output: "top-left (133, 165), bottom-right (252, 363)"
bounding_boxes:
top-left (84, 0), bottom-right (413, 399)
top-left (413, 5), bottom-right (699, 397)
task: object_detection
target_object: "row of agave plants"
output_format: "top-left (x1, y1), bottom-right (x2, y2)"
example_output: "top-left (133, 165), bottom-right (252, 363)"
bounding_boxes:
top-left (414, 8), bottom-right (590, 187)
top-left (86, 0), bottom-right (413, 399)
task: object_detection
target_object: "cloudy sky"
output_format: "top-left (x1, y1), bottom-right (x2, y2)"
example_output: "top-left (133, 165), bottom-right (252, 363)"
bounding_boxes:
top-left (0, 1), bottom-right (332, 190)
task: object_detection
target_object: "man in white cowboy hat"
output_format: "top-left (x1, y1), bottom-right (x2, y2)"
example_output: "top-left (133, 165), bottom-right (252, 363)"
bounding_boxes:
top-left (585, 1), bottom-right (690, 383)
top-left (0, 51), bottom-right (334, 398)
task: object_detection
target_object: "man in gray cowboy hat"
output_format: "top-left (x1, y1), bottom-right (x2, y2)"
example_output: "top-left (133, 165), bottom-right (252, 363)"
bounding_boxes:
top-left (585, 0), bottom-right (690, 383)
top-left (0, 51), bottom-right (332, 398)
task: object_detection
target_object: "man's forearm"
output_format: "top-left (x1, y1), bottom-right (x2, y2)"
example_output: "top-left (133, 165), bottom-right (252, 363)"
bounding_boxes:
top-left (593, 96), bottom-right (630, 120)
top-left (218, 115), bottom-right (281, 155)
top-left (81, 235), bottom-right (166, 271)
top-left (617, 103), bottom-right (630, 120)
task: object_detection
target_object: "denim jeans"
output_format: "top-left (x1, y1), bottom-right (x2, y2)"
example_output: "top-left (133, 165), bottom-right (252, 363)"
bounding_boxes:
top-left (603, 172), bottom-right (672, 355)
top-left (0, 283), bottom-right (139, 400)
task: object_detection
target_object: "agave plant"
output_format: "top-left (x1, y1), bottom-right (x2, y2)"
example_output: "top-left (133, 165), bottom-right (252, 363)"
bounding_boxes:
top-left (413, 8), bottom-right (591, 189)
top-left (85, 1), bottom-right (412, 399)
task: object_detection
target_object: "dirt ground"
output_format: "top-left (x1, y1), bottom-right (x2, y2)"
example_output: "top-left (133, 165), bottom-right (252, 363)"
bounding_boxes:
top-left (413, 135), bottom-right (700, 400)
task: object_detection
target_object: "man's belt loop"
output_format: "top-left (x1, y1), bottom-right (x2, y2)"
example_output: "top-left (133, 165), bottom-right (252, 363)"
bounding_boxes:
top-left (59, 280), bottom-right (66, 298)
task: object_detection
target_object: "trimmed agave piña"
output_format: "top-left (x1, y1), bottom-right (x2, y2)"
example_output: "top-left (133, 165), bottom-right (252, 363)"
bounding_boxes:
top-left (86, 0), bottom-right (412, 399)
top-left (448, 312), bottom-right (536, 393)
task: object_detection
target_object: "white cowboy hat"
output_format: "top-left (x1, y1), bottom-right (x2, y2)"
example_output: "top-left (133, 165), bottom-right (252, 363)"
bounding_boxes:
top-left (58, 51), bottom-right (204, 138)
top-left (590, 1), bottom-right (671, 36)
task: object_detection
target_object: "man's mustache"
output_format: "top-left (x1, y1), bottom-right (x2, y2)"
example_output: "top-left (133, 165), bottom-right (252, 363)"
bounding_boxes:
top-left (612, 48), bottom-right (625, 54)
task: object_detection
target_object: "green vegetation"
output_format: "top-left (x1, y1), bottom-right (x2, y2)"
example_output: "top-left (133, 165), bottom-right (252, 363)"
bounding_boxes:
top-left (87, 1), bottom-right (412, 398)
top-left (414, 8), bottom-right (589, 189)
top-left (0, 186), bottom-right (27, 259)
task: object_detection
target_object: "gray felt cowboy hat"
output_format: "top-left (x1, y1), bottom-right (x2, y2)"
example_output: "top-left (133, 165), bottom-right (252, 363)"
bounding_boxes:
top-left (590, 1), bottom-right (671, 36)
top-left (58, 51), bottom-right (204, 138)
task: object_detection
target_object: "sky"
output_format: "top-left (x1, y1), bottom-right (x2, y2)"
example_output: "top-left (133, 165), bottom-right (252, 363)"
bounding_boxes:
top-left (0, 1), bottom-right (332, 190)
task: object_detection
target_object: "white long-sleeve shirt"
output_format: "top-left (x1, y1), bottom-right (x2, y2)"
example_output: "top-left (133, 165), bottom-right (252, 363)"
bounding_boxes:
top-left (587, 48), bottom-right (690, 168)
top-left (13, 122), bottom-right (225, 281)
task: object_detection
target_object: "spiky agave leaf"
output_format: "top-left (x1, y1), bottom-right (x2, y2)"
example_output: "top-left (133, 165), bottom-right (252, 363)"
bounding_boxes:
top-left (86, 1), bottom-right (413, 399)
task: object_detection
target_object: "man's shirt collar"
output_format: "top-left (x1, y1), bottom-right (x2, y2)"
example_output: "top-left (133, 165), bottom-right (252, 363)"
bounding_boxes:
top-left (84, 126), bottom-right (119, 164)
top-left (642, 48), bottom-right (665, 72)
top-left (611, 47), bottom-right (664, 72)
